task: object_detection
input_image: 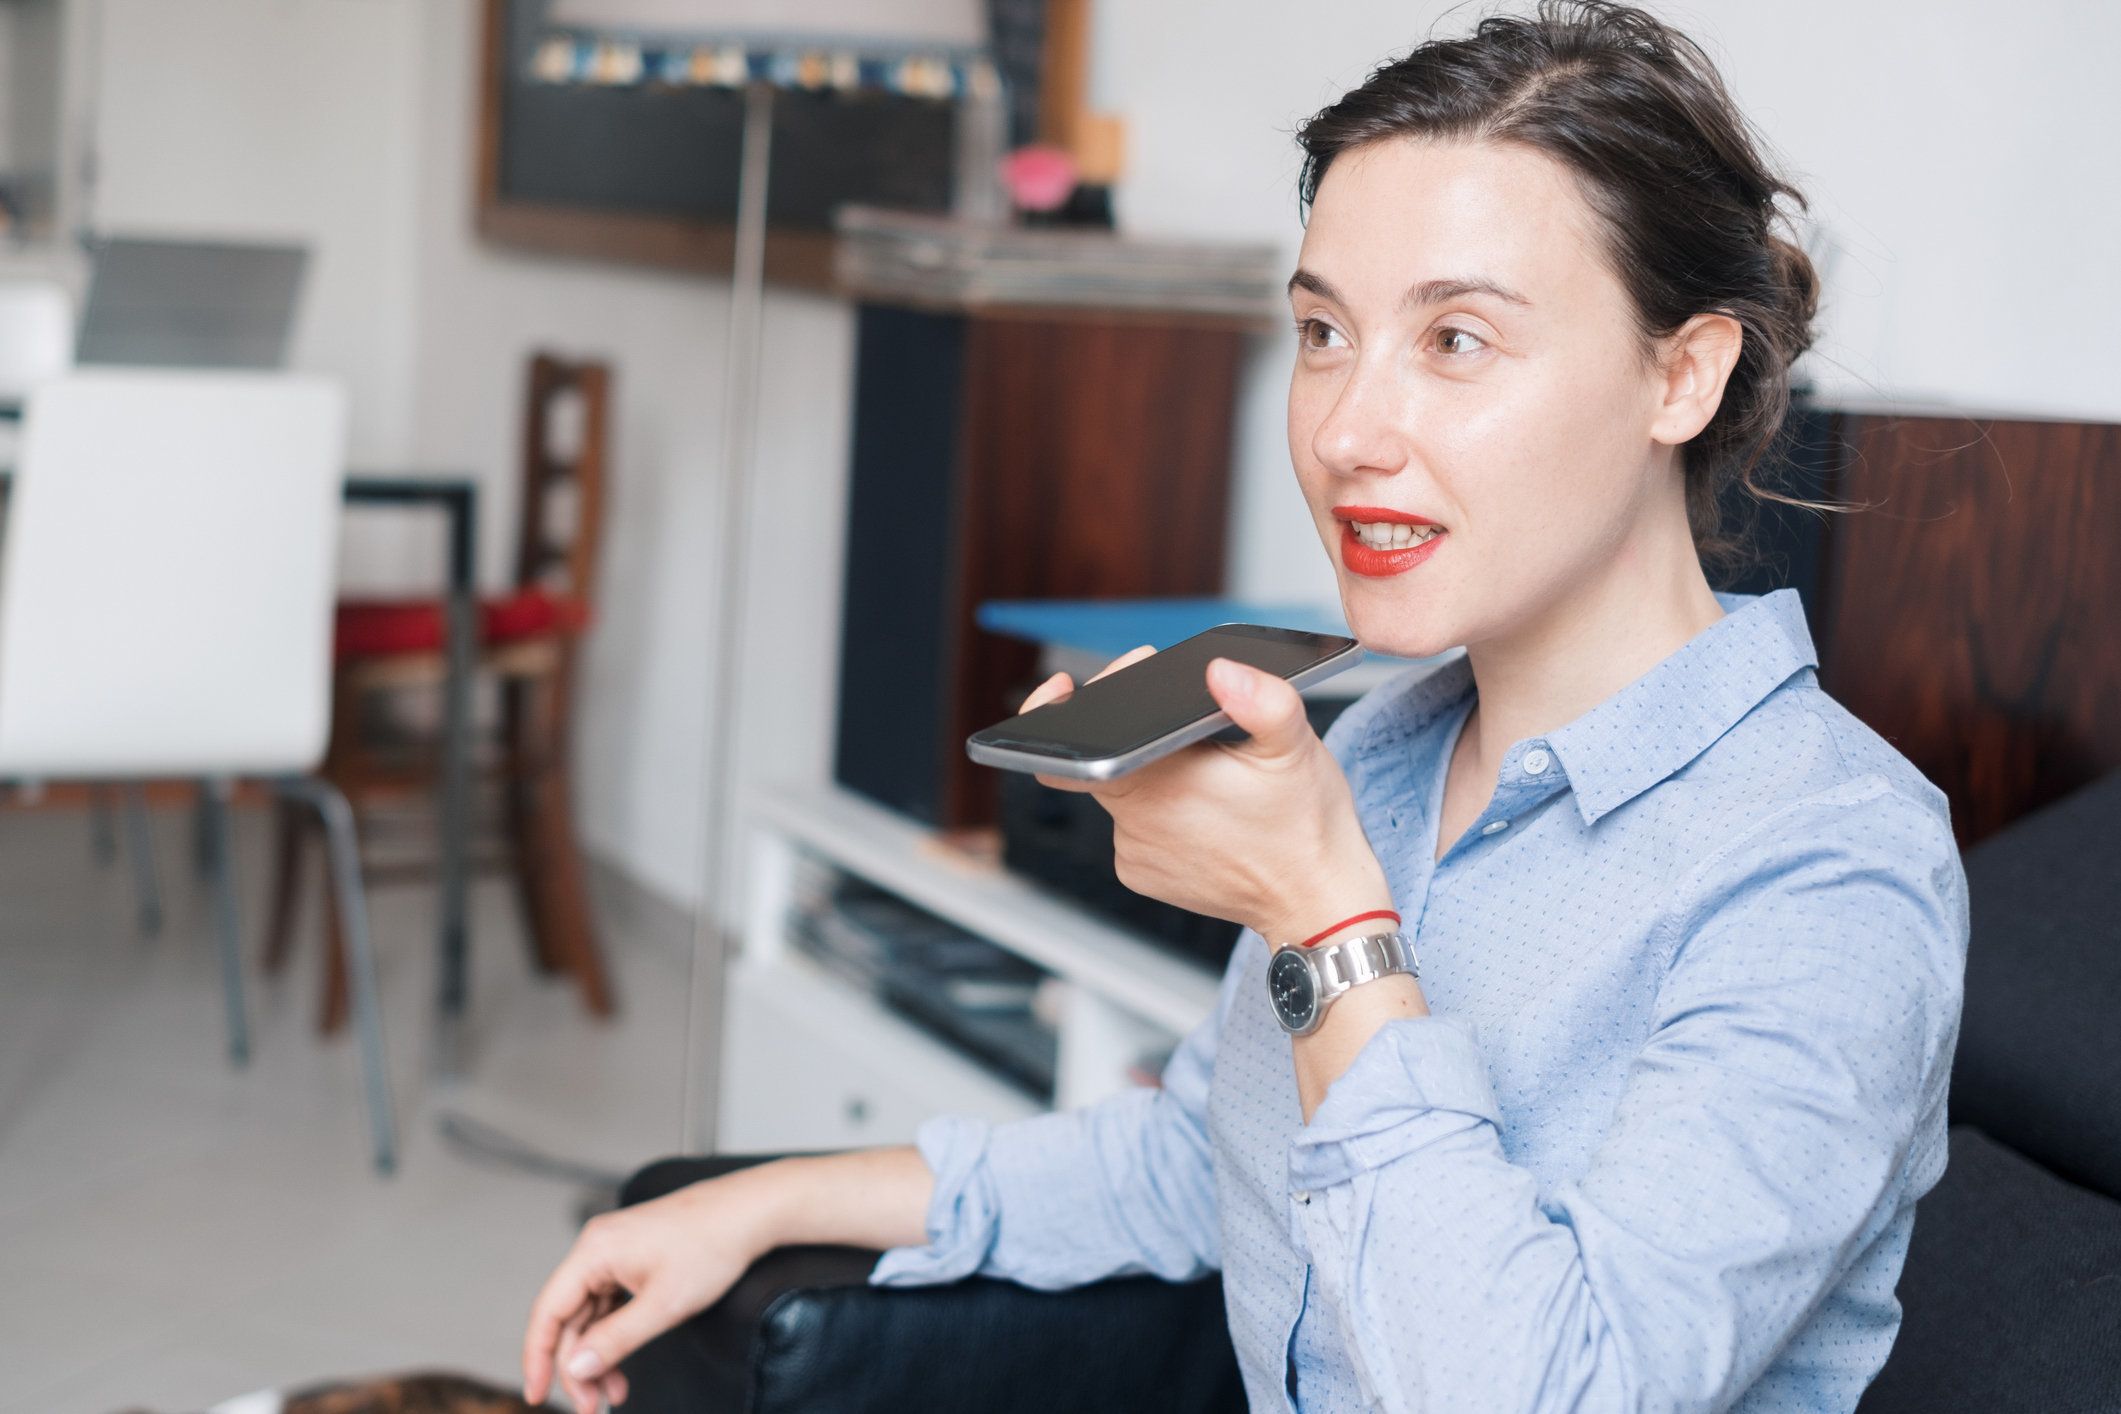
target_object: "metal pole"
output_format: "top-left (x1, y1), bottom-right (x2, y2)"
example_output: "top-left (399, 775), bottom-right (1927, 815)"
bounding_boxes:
top-left (434, 482), bottom-right (478, 1081)
top-left (682, 79), bottom-right (775, 1153)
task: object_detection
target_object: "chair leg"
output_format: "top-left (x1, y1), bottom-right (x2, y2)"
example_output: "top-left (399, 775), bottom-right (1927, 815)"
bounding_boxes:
top-left (199, 778), bottom-right (250, 1067)
top-left (121, 783), bottom-right (163, 937)
top-left (503, 679), bottom-right (564, 975)
top-left (89, 786), bottom-right (118, 865)
top-left (280, 775), bottom-right (397, 1175)
top-left (260, 793), bottom-right (350, 1032)
top-left (317, 832), bottom-right (352, 1036)
top-left (526, 759), bottom-right (614, 1018)
top-left (261, 797), bottom-right (308, 975)
top-left (191, 783), bottom-right (218, 881)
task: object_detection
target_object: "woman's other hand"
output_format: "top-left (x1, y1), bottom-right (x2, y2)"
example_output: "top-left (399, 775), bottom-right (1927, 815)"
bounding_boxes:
top-left (522, 1171), bottom-right (772, 1412)
top-left (522, 1147), bottom-right (933, 1412)
top-left (1021, 648), bottom-right (1391, 944)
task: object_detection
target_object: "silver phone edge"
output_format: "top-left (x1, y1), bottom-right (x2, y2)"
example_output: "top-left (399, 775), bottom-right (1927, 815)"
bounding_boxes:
top-left (964, 639), bottom-right (1365, 781)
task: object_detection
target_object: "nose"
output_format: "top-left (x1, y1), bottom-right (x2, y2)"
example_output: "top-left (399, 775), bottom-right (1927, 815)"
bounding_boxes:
top-left (1308, 355), bottom-right (1410, 481)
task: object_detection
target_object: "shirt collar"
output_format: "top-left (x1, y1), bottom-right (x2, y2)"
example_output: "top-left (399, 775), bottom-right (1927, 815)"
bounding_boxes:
top-left (1545, 588), bottom-right (1818, 826)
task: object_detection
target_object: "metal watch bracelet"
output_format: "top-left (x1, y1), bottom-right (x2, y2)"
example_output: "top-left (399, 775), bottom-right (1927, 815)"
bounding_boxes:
top-left (1267, 929), bottom-right (1419, 1037)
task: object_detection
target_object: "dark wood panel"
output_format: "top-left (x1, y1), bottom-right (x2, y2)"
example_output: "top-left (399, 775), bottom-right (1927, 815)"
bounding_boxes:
top-left (941, 315), bottom-right (1243, 824)
top-left (1820, 414), bottom-right (2121, 844)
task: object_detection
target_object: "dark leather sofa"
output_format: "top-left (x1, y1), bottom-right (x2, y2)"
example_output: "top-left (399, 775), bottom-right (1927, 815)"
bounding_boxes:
top-left (618, 773), bottom-right (2121, 1413)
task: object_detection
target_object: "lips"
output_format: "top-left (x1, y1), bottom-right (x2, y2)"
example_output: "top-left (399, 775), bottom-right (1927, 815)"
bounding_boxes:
top-left (1333, 505), bottom-right (1446, 578)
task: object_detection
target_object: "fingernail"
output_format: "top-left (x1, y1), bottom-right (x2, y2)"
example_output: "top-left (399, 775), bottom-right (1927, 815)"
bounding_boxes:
top-left (1210, 658), bottom-right (1251, 698)
top-left (566, 1348), bottom-right (605, 1379)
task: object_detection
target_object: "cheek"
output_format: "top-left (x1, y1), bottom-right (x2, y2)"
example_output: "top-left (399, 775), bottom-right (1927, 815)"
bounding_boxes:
top-left (1286, 376), bottom-right (1341, 528)
top-left (1286, 377), bottom-right (1328, 476)
top-left (1441, 354), bottom-right (1648, 555)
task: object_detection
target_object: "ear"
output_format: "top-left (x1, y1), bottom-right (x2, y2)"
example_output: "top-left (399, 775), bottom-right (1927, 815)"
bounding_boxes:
top-left (1648, 312), bottom-right (1744, 448)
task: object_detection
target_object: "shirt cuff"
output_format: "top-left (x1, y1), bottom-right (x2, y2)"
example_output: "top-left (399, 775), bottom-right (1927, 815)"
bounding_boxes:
top-left (1289, 1015), bottom-right (1501, 1190)
top-left (868, 1112), bottom-right (997, 1286)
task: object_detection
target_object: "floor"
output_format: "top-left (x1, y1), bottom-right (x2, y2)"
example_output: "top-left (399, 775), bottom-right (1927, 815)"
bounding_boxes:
top-left (0, 801), bottom-right (700, 1413)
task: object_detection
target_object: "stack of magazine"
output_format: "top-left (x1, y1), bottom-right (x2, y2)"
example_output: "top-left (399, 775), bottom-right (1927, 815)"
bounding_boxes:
top-left (788, 861), bottom-right (1058, 1100)
top-left (834, 205), bottom-right (1286, 322)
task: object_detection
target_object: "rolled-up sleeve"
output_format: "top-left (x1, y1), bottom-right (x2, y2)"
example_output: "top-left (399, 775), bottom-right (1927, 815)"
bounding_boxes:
top-left (871, 928), bottom-right (1252, 1291)
top-left (1284, 777), bottom-right (1967, 1412)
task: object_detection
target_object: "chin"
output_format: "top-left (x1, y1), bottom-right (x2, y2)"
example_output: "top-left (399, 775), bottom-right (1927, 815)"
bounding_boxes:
top-left (1336, 576), bottom-right (1463, 661)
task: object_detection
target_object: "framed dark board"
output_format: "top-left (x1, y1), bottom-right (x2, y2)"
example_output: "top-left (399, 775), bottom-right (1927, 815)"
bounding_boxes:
top-left (477, 0), bottom-right (968, 285)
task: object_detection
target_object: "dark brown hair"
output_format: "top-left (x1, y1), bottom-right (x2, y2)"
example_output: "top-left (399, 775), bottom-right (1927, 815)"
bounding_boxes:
top-left (1295, 0), bottom-right (1821, 567)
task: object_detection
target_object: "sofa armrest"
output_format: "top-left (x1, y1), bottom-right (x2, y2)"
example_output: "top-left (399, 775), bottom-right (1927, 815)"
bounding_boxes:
top-left (616, 1155), bottom-right (1246, 1414)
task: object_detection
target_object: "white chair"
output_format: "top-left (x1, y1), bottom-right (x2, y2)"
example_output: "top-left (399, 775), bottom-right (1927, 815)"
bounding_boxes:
top-left (0, 276), bottom-right (73, 408)
top-left (0, 369), bottom-right (397, 1171)
top-left (0, 277), bottom-right (165, 927)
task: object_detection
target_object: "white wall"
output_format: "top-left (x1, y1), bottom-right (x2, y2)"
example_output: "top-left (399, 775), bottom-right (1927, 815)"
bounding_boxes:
top-left (92, 0), bottom-right (425, 470)
top-left (0, 6), bottom-right (15, 173)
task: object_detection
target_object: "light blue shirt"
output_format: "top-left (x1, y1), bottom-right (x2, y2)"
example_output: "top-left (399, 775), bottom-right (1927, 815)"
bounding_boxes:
top-left (872, 590), bottom-right (1968, 1413)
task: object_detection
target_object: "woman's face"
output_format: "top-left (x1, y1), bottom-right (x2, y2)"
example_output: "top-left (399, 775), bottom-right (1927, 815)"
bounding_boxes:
top-left (1287, 137), bottom-right (1686, 659)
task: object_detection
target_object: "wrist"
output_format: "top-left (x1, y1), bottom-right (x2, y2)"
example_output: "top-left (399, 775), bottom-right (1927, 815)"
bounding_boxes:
top-left (1261, 874), bottom-right (1395, 950)
top-left (725, 1156), bottom-right (810, 1257)
top-left (1296, 907), bottom-right (1400, 947)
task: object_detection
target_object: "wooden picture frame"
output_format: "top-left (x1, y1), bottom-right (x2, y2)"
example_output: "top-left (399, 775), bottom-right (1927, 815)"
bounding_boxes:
top-left (473, 0), bottom-right (876, 288)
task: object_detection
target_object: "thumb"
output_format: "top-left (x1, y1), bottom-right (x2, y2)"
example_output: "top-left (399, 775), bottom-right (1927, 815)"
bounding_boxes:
top-left (1205, 658), bottom-right (1311, 760)
top-left (564, 1295), bottom-right (671, 1385)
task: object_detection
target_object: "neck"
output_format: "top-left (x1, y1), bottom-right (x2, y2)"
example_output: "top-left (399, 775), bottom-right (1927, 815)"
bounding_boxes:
top-left (1460, 495), bottom-right (1723, 770)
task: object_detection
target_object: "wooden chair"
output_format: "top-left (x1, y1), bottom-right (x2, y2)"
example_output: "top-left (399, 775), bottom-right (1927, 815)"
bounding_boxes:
top-left (265, 353), bottom-right (616, 1031)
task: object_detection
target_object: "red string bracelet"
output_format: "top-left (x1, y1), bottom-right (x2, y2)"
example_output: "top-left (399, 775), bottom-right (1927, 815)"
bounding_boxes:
top-left (1298, 909), bottom-right (1401, 948)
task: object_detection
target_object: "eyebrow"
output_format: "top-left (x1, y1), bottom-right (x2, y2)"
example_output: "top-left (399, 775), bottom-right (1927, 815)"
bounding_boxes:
top-left (1285, 268), bottom-right (1532, 310)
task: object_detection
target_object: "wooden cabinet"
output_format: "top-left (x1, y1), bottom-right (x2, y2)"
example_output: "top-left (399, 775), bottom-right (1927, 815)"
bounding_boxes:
top-left (833, 302), bottom-right (1250, 828)
top-left (1817, 412), bottom-right (2121, 843)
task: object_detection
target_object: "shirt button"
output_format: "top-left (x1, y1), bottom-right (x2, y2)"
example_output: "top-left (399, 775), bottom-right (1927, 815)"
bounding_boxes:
top-left (1522, 747), bottom-right (1551, 776)
top-left (1481, 819), bottom-right (1509, 836)
top-left (1294, 1190), bottom-right (1312, 1205)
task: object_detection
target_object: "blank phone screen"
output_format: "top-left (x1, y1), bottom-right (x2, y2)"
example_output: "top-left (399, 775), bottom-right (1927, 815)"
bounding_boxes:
top-left (972, 625), bottom-right (1355, 761)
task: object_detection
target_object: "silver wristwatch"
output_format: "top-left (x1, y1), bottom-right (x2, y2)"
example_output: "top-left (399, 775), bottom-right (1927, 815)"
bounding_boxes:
top-left (1267, 930), bottom-right (1419, 1037)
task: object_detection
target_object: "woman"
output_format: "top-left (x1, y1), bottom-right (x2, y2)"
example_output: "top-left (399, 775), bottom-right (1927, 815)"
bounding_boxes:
top-left (524, 4), bottom-right (1966, 1409)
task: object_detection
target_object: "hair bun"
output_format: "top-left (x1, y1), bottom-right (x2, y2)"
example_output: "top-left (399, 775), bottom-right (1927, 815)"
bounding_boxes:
top-left (1765, 232), bottom-right (1821, 358)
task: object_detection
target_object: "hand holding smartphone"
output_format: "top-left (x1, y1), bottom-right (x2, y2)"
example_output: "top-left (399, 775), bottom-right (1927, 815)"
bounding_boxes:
top-left (965, 624), bottom-right (1362, 781)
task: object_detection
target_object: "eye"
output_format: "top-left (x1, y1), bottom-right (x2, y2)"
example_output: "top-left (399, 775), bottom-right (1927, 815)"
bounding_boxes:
top-left (1432, 325), bottom-right (1488, 356)
top-left (1293, 317), bottom-right (1347, 353)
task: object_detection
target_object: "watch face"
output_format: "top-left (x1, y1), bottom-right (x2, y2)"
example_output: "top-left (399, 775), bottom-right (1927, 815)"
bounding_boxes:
top-left (1269, 948), bottom-right (1317, 1032)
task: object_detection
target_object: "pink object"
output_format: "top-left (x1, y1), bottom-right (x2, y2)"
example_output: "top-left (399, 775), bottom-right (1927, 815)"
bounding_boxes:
top-left (1000, 145), bottom-right (1079, 212)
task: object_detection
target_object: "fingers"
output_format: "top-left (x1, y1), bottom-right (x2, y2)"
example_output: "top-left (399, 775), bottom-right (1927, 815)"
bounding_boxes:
top-left (1088, 643), bottom-right (1157, 684)
top-left (1033, 769), bottom-right (1096, 793)
top-left (563, 1295), bottom-right (676, 1397)
top-left (572, 1292), bottom-right (631, 1412)
top-left (555, 1299), bottom-right (603, 1414)
top-left (524, 1255), bottom-right (599, 1406)
top-left (1018, 643), bottom-right (1156, 715)
top-left (1019, 646), bottom-right (1158, 796)
top-left (1018, 670), bottom-right (1074, 715)
top-left (1204, 658), bottom-right (1313, 761)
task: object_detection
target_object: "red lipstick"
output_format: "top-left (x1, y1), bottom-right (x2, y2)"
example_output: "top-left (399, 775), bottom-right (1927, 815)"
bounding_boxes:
top-left (1332, 506), bottom-right (1446, 578)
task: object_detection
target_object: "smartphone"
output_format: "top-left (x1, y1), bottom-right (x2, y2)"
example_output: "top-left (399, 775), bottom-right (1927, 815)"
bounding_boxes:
top-left (965, 623), bottom-right (1362, 781)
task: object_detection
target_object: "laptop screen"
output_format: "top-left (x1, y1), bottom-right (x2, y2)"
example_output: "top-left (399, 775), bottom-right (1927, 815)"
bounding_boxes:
top-left (75, 237), bottom-right (309, 370)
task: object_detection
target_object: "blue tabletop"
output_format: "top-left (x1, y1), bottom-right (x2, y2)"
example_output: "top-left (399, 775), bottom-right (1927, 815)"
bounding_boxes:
top-left (977, 598), bottom-right (1357, 659)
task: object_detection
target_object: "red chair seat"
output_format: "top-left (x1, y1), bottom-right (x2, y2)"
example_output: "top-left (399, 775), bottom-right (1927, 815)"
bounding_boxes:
top-left (335, 588), bottom-right (591, 661)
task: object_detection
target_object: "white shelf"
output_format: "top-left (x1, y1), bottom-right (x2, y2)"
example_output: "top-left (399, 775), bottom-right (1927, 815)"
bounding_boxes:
top-left (714, 780), bottom-right (1228, 1148)
top-left (717, 952), bottom-right (1040, 1153)
top-left (744, 781), bottom-right (1222, 1037)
